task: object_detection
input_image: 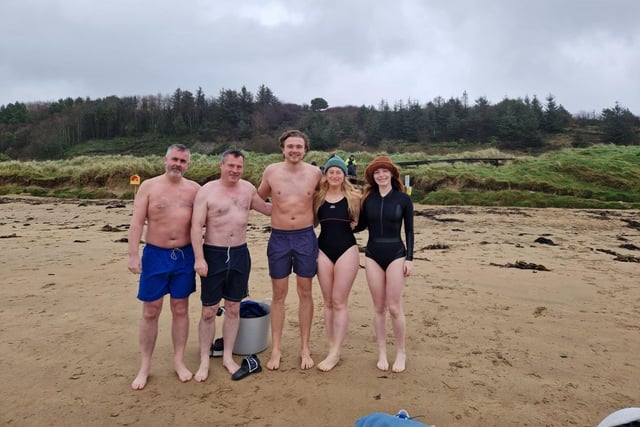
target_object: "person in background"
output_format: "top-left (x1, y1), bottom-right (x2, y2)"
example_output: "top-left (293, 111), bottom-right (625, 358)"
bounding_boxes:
top-left (313, 155), bottom-right (362, 371)
top-left (127, 144), bottom-right (201, 390)
top-left (347, 154), bottom-right (357, 182)
top-left (190, 149), bottom-right (271, 381)
top-left (354, 156), bottom-right (414, 373)
top-left (257, 129), bottom-right (322, 370)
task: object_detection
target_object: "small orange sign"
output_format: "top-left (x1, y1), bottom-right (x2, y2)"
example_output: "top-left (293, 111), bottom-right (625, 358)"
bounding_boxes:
top-left (130, 174), bottom-right (141, 185)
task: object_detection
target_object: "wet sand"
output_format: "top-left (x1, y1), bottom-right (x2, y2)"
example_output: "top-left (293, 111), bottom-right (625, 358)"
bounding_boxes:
top-left (1, 196), bottom-right (639, 426)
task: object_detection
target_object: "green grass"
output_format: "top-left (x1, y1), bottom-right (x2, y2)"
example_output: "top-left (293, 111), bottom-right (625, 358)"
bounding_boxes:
top-left (1, 145), bottom-right (639, 208)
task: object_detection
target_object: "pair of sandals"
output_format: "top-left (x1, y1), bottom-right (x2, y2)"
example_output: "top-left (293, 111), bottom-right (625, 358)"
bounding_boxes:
top-left (210, 338), bottom-right (262, 381)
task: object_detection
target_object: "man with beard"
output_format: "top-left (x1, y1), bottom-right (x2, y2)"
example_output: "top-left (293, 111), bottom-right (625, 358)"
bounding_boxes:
top-left (127, 144), bottom-right (201, 390)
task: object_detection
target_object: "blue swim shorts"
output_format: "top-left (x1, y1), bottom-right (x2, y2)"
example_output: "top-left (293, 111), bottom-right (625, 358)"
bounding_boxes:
top-left (267, 226), bottom-right (318, 279)
top-left (137, 243), bottom-right (196, 301)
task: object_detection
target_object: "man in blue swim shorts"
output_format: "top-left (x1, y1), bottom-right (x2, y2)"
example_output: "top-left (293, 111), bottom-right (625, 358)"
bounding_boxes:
top-left (127, 144), bottom-right (201, 390)
top-left (190, 149), bottom-right (271, 381)
top-left (258, 129), bottom-right (322, 370)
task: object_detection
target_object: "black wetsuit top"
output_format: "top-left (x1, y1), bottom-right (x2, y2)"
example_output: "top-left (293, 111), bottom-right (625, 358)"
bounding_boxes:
top-left (354, 189), bottom-right (414, 270)
top-left (318, 197), bottom-right (357, 263)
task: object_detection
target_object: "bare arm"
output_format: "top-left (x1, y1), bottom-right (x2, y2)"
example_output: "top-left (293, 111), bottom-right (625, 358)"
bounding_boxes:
top-left (127, 182), bottom-right (150, 274)
top-left (190, 187), bottom-right (208, 277)
top-left (257, 167), bottom-right (271, 200)
top-left (251, 188), bottom-right (272, 216)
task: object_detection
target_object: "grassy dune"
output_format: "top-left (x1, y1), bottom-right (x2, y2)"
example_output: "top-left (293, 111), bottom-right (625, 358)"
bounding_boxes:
top-left (1, 145), bottom-right (639, 209)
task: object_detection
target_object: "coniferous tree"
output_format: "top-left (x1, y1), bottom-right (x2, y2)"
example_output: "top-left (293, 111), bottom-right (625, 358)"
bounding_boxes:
top-left (601, 103), bottom-right (638, 145)
top-left (542, 94), bottom-right (571, 132)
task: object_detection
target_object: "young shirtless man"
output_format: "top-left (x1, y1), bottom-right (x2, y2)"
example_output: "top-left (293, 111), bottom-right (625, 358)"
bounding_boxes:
top-left (258, 129), bottom-right (322, 370)
top-left (190, 149), bottom-right (271, 381)
top-left (128, 144), bottom-right (201, 390)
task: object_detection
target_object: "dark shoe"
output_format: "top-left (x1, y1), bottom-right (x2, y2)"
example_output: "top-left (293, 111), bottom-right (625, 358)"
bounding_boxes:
top-left (231, 354), bottom-right (262, 381)
top-left (209, 337), bottom-right (224, 358)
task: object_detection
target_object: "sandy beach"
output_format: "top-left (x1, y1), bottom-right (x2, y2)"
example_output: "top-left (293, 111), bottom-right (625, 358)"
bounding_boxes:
top-left (1, 195), bottom-right (639, 426)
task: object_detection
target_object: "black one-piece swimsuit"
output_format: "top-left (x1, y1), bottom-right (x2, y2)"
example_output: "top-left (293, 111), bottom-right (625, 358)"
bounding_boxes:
top-left (318, 197), bottom-right (357, 264)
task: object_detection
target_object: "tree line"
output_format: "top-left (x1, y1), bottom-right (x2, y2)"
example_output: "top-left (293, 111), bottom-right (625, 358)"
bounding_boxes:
top-left (0, 84), bottom-right (638, 160)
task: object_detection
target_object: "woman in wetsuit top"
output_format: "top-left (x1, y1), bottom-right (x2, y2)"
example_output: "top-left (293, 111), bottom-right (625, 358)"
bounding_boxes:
top-left (354, 156), bottom-right (414, 373)
top-left (313, 155), bottom-right (362, 372)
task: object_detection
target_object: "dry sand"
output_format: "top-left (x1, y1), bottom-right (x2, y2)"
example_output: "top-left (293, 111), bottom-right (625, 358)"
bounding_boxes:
top-left (1, 195), bottom-right (639, 426)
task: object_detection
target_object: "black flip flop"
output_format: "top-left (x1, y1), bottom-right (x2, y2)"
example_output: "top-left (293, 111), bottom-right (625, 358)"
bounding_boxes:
top-left (231, 354), bottom-right (262, 381)
top-left (209, 337), bottom-right (224, 358)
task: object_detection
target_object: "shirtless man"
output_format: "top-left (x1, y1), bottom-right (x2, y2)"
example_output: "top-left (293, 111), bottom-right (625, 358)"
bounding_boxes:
top-left (127, 144), bottom-right (201, 390)
top-left (190, 149), bottom-right (271, 381)
top-left (258, 129), bottom-right (322, 370)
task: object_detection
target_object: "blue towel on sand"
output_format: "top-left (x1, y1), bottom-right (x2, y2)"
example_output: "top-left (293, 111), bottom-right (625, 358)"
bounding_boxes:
top-left (355, 413), bottom-right (432, 427)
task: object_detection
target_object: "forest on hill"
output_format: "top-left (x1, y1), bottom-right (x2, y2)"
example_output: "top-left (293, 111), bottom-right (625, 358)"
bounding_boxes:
top-left (0, 84), bottom-right (638, 161)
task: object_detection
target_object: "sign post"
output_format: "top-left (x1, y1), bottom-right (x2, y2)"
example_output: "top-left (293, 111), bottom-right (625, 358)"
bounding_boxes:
top-left (130, 174), bottom-right (141, 196)
top-left (404, 175), bottom-right (412, 196)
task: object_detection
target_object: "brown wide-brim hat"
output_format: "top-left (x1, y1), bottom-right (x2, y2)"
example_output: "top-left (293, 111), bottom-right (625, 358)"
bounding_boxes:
top-left (364, 156), bottom-right (400, 185)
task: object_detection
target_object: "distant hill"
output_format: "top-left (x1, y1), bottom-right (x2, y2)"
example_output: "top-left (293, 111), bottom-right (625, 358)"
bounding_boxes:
top-left (1, 87), bottom-right (638, 161)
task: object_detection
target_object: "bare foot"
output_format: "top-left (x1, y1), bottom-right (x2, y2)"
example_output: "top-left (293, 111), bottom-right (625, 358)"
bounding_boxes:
top-left (376, 356), bottom-right (389, 372)
top-left (223, 359), bottom-right (240, 376)
top-left (194, 361), bottom-right (209, 382)
top-left (174, 362), bottom-right (193, 382)
top-left (317, 353), bottom-right (340, 372)
top-left (392, 352), bottom-right (406, 373)
top-left (131, 370), bottom-right (149, 390)
top-left (300, 350), bottom-right (314, 370)
top-left (266, 351), bottom-right (281, 370)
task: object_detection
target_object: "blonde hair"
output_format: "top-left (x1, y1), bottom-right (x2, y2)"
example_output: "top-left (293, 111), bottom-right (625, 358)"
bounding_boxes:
top-left (313, 176), bottom-right (362, 226)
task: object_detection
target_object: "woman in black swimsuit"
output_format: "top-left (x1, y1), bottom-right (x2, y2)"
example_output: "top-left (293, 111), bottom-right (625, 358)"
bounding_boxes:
top-left (354, 156), bottom-right (414, 373)
top-left (313, 155), bottom-right (362, 371)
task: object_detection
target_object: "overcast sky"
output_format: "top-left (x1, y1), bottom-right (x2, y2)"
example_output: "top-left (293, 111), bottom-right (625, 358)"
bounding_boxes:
top-left (1, 0), bottom-right (639, 115)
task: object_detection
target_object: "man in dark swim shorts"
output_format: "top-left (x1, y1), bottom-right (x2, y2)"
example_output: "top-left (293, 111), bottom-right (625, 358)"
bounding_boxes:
top-left (191, 149), bottom-right (271, 381)
top-left (258, 130), bottom-right (323, 371)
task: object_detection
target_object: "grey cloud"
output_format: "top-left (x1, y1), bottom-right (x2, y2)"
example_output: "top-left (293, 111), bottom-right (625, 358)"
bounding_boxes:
top-left (1, 0), bottom-right (638, 114)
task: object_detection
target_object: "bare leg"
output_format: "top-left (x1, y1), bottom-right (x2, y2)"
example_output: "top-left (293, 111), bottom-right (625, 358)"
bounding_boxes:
top-left (373, 311), bottom-right (388, 372)
top-left (386, 259), bottom-right (407, 373)
top-left (267, 277), bottom-right (289, 370)
top-left (194, 304), bottom-right (218, 382)
top-left (318, 247), bottom-right (358, 372)
top-left (392, 350), bottom-right (407, 373)
top-left (132, 298), bottom-right (163, 390)
top-left (297, 276), bottom-right (314, 370)
top-left (170, 297), bottom-right (193, 382)
top-left (317, 251), bottom-right (336, 371)
top-left (221, 300), bottom-right (241, 375)
top-left (365, 258), bottom-right (389, 371)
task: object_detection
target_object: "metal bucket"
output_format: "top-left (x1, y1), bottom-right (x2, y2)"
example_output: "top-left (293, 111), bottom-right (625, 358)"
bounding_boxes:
top-left (233, 300), bottom-right (271, 355)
